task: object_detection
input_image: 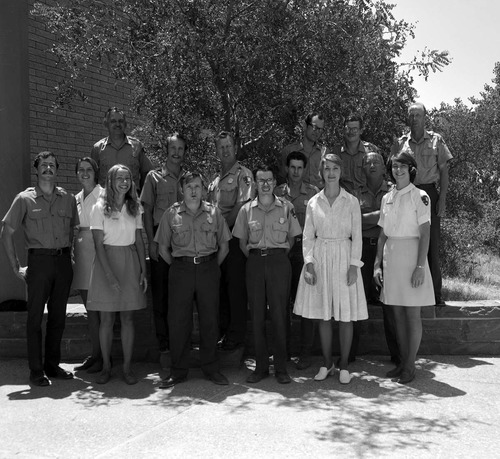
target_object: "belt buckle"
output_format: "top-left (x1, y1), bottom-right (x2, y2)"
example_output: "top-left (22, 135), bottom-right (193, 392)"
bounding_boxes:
top-left (261, 249), bottom-right (268, 257)
top-left (55, 248), bottom-right (63, 256)
top-left (193, 256), bottom-right (201, 265)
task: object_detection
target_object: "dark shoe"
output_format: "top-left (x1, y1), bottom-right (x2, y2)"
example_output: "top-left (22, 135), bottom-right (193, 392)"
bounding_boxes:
top-left (246, 371), bottom-right (269, 384)
top-left (386, 365), bottom-right (403, 378)
top-left (206, 372), bottom-right (229, 385)
top-left (435, 298), bottom-right (446, 307)
top-left (222, 340), bottom-right (243, 351)
top-left (275, 372), bottom-right (292, 384)
top-left (96, 369), bottom-right (112, 385)
top-left (295, 356), bottom-right (312, 370)
top-left (74, 356), bottom-right (98, 371)
top-left (159, 375), bottom-right (187, 389)
top-left (123, 370), bottom-right (138, 385)
top-left (30, 371), bottom-right (51, 387)
top-left (397, 368), bottom-right (416, 384)
top-left (87, 359), bottom-right (104, 374)
top-left (44, 366), bottom-right (74, 379)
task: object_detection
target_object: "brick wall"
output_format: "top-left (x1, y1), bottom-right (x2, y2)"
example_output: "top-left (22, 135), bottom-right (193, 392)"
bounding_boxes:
top-left (28, 0), bottom-right (137, 195)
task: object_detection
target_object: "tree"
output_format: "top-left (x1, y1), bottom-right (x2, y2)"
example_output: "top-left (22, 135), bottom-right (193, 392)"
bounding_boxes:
top-left (33, 0), bottom-right (449, 171)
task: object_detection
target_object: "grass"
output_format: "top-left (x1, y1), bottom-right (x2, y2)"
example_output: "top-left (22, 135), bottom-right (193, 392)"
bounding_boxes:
top-left (443, 252), bottom-right (500, 301)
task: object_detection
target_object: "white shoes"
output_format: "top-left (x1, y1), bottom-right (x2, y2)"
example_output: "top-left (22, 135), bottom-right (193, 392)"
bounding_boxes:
top-left (339, 369), bottom-right (352, 384)
top-left (314, 364), bottom-right (335, 381)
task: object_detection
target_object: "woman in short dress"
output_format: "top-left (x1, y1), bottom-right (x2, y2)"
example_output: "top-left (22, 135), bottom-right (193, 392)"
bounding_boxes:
top-left (294, 153), bottom-right (368, 384)
top-left (73, 157), bottom-right (103, 373)
top-left (374, 151), bottom-right (434, 384)
top-left (87, 164), bottom-right (148, 385)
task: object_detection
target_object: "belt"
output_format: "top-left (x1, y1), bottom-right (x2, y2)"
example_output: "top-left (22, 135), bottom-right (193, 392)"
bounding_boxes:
top-left (249, 248), bottom-right (286, 257)
top-left (28, 247), bottom-right (71, 256)
top-left (174, 253), bottom-right (216, 264)
top-left (363, 237), bottom-right (378, 246)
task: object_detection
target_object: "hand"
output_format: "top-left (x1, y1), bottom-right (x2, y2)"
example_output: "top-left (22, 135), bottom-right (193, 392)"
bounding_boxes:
top-left (411, 266), bottom-right (425, 288)
top-left (347, 265), bottom-right (357, 286)
top-left (373, 267), bottom-right (383, 288)
top-left (149, 241), bottom-right (159, 262)
top-left (436, 196), bottom-right (446, 217)
top-left (16, 266), bottom-right (27, 282)
top-left (304, 263), bottom-right (317, 286)
top-left (140, 272), bottom-right (148, 293)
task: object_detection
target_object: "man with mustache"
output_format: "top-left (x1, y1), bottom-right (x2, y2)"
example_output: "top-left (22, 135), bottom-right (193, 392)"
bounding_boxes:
top-left (2, 151), bottom-right (78, 386)
top-left (91, 107), bottom-right (153, 192)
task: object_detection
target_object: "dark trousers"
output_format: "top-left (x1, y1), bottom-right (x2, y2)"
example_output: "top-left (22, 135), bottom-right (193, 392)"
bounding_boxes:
top-left (150, 254), bottom-right (170, 351)
top-left (417, 184), bottom-right (442, 302)
top-left (289, 241), bottom-right (315, 357)
top-left (168, 258), bottom-right (220, 378)
top-left (219, 237), bottom-right (248, 343)
top-left (246, 252), bottom-right (290, 374)
top-left (26, 252), bottom-right (73, 372)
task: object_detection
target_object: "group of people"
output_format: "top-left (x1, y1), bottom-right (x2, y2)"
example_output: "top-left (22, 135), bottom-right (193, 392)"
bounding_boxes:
top-left (1, 101), bottom-right (452, 388)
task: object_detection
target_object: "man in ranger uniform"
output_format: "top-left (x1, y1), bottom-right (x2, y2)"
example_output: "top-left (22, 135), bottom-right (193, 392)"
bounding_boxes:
top-left (91, 107), bottom-right (153, 192)
top-left (208, 131), bottom-right (254, 351)
top-left (334, 114), bottom-right (380, 195)
top-left (278, 113), bottom-right (328, 190)
top-left (390, 102), bottom-right (453, 306)
top-left (274, 151), bottom-right (319, 370)
top-left (2, 151), bottom-right (78, 386)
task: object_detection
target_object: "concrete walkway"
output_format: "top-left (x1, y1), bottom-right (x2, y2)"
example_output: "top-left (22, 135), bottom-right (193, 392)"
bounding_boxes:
top-left (1, 355), bottom-right (499, 458)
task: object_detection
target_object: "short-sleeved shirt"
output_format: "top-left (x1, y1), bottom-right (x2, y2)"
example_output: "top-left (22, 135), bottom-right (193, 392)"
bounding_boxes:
top-left (2, 186), bottom-right (78, 249)
top-left (91, 135), bottom-right (153, 189)
top-left (154, 201), bottom-right (231, 258)
top-left (357, 180), bottom-right (390, 238)
top-left (378, 183), bottom-right (431, 238)
top-left (90, 201), bottom-right (143, 246)
top-left (75, 185), bottom-right (102, 227)
top-left (278, 141), bottom-right (328, 189)
top-left (333, 141), bottom-right (380, 195)
top-left (232, 196), bottom-right (302, 250)
top-left (140, 168), bottom-right (182, 226)
top-left (390, 130), bottom-right (453, 186)
top-left (208, 162), bottom-right (254, 220)
top-left (274, 181), bottom-right (319, 229)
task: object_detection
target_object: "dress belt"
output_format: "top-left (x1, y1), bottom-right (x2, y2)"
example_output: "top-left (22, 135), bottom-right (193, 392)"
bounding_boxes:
top-left (317, 237), bottom-right (349, 243)
top-left (174, 253), bottom-right (216, 264)
top-left (249, 248), bottom-right (286, 256)
top-left (28, 247), bottom-right (71, 256)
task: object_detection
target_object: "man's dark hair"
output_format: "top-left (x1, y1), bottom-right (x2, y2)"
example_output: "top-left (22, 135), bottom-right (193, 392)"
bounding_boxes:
top-left (33, 151), bottom-right (59, 170)
top-left (343, 113), bottom-right (364, 129)
top-left (166, 132), bottom-right (189, 151)
top-left (180, 170), bottom-right (206, 189)
top-left (286, 151), bottom-right (308, 168)
top-left (103, 107), bottom-right (126, 125)
top-left (304, 113), bottom-right (324, 126)
top-left (252, 163), bottom-right (276, 181)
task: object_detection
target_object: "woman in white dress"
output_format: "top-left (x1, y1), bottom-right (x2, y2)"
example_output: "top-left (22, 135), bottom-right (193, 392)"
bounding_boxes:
top-left (294, 154), bottom-right (367, 384)
top-left (87, 164), bottom-right (148, 385)
top-left (374, 151), bottom-right (434, 384)
top-left (72, 158), bottom-right (103, 373)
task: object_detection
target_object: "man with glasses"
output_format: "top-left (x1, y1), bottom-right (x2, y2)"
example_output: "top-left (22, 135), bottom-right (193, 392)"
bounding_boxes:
top-left (278, 113), bottom-right (328, 189)
top-left (389, 102), bottom-right (453, 306)
top-left (233, 164), bottom-right (301, 384)
top-left (335, 114), bottom-right (380, 195)
top-left (91, 107), bottom-right (153, 192)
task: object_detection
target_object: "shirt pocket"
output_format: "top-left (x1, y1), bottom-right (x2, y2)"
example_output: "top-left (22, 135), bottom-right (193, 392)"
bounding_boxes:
top-left (171, 224), bottom-right (191, 247)
top-left (272, 221), bottom-right (288, 244)
top-left (27, 208), bottom-right (50, 235)
top-left (200, 221), bottom-right (217, 250)
top-left (156, 187), bottom-right (177, 212)
top-left (248, 220), bottom-right (263, 244)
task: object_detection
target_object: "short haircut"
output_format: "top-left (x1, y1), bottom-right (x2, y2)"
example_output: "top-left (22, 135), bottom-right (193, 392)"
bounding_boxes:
top-left (214, 130), bottom-right (234, 147)
top-left (304, 113), bottom-right (324, 126)
top-left (286, 151), bottom-right (307, 168)
top-left (166, 132), bottom-right (188, 151)
top-left (319, 153), bottom-right (343, 180)
top-left (180, 170), bottom-right (206, 189)
top-left (252, 163), bottom-right (276, 181)
top-left (387, 151), bottom-right (417, 183)
top-left (103, 107), bottom-right (126, 125)
top-left (33, 151), bottom-right (59, 170)
top-left (408, 102), bottom-right (427, 116)
top-left (75, 157), bottom-right (99, 184)
top-left (343, 113), bottom-right (364, 129)
top-left (362, 152), bottom-right (384, 167)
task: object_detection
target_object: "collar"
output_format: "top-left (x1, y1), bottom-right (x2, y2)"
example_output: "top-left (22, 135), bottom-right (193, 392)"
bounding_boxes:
top-left (105, 135), bottom-right (131, 147)
top-left (34, 185), bottom-right (61, 198)
top-left (250, 195), bottom-right (283, 210)
top-left (220, 161), bottom-right (241, 179)
top-left (393, 182), bottom-right (415, 197)
top-left (318, 187), bottom-right (347, 203)
top-left (360, 180), bottom-right (389, 195)
top-left (408, 130), bottom-right (431, 144)
top-left (161, 166), bottom-right (182, 180)
top-left (341, 140), bottom-right (366, 155)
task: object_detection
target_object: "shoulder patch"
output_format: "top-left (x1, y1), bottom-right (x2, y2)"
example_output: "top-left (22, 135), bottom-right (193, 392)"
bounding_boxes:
top-left (421, 195), bottom-right (429, 206)
top-left (290, 207), bottom-right (297, 219)
top-left (242, 176), bottom-right (252, 187)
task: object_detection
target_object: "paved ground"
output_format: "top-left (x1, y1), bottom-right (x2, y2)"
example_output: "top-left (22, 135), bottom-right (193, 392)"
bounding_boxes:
top-left (1, 355), bottom-right (499, 458)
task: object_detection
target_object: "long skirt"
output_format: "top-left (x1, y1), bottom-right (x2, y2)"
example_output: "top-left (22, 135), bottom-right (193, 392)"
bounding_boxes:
top-left (87, 244), bottom-right (146, 312)
top-left (381, 237), bottom-right (435, 307)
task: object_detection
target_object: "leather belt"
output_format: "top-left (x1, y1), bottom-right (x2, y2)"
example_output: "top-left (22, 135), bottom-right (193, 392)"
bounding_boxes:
top-left (363, 237), bottom-right (378, 246)
top-left (249, 248), bottom-right (286, 257)
top-left (28, 247), bottom-right (71, 256)
top-left (174, 253), bottom-right (216, 264)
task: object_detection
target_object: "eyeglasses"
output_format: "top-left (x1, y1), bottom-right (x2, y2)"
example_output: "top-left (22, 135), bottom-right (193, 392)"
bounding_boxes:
top-left (257, 178), bottom-right (274, 185)
top-left (345, 127), bottom-right (360, 133)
